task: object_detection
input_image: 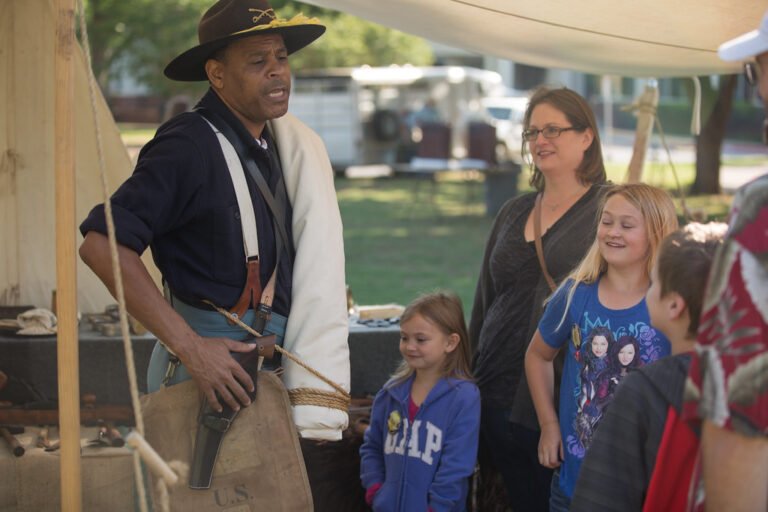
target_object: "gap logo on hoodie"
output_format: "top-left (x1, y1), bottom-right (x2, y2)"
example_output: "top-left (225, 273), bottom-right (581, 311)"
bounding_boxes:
top-left (384, 419), bottom-right (443, 465)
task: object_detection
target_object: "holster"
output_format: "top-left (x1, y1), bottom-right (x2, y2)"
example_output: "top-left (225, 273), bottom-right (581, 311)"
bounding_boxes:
top-left (188, 335), bottom-right (277, 489)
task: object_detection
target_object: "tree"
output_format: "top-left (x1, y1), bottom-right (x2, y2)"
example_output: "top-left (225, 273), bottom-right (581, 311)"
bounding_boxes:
top-left (84, 0), bottom-right (433, 98)
top-left (274, 2), bottom-right (433, 69)
top-left (689, 75), bottom-right (738, 195)
top-left (83, 0), bottom-right (211, 97)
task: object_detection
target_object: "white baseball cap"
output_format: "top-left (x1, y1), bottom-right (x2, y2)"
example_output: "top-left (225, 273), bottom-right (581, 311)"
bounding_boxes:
top-left (719, 11), bottom-right (768, 61)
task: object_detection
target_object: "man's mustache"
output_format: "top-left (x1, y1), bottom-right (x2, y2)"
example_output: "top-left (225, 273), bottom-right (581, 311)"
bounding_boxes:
top-left (264, 80), bottom-right (289, 92)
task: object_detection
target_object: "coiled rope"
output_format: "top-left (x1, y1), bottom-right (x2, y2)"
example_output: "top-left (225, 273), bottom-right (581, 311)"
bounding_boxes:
top-left (202, 300), bottom-right (351, 412)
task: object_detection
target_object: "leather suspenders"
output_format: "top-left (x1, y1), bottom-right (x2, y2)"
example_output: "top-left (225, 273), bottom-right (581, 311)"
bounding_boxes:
top-left (198, 107), bottom-right (293, 334)
top-left (181, 110), bottom-right (292, 490)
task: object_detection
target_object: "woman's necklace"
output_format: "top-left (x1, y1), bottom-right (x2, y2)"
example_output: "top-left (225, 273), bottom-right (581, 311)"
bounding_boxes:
top-left (542, 188), bottom-right (587, 212)
top-left (541, 199), bottom-right (563, 212)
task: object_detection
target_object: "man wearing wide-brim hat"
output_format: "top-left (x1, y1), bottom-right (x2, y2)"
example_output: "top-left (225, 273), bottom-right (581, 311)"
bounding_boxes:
top-left (79, 0), bottom-right (350, 449)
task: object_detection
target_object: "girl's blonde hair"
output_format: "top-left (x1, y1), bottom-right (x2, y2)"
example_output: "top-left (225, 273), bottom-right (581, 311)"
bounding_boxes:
top-left (390, 291), bottom-right (473, 384)
top-left (556, 183), bottom-right (679, 328)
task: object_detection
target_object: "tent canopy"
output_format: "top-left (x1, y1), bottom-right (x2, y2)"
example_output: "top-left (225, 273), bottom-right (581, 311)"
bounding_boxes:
top-left (1, 1), bottom-right (159, 312)
top-left (3, 0), bottom-right (763, 311)
top-left (302, 0), bottom-right (763, 77)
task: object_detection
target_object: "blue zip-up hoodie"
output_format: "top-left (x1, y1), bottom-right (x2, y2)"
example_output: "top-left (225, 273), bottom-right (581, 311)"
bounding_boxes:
top-left (360, 374), bottom-right (481, 512)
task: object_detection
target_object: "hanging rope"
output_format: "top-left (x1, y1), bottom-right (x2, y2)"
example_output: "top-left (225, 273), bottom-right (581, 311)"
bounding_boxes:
top-left (690, 76), bottom-right (702, 136)
top-left (654, 116), bottom-right (693, 221)
top-left (621, 92), bottom-right (693, 222)
top-left (75, 2), bottom-right (183, 511)
top-left (126, 432), bottom-right (188, 512)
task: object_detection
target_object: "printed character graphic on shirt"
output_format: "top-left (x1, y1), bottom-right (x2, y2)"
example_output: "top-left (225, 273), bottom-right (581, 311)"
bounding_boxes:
top-left (606, 334), bottom-right (642, 396)
top-left (573, 326), bottom-right (614, 450)
top-left (568, 320), bottom-right (661, 459)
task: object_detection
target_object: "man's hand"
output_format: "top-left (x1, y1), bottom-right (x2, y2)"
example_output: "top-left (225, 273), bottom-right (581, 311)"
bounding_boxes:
top-left (180, 335), bottom-right (257, 413)
top-left (79, 232), bottom-right (257, 413)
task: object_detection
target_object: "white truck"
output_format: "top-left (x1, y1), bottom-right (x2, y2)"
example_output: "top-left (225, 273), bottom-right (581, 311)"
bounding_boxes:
top-left (480, 95), bottom-right (529, 164)
top-left (288, 65), bottom-right (508, 173)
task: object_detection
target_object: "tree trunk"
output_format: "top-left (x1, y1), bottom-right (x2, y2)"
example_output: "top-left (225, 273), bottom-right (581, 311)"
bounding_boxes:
top-left (691, 75), bottom-right (738, 195)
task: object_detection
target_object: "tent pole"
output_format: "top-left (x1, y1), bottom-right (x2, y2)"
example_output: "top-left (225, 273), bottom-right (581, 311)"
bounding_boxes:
top-left (55, 0), bottom-right (82, 510)
top-left (626, 83), bottom-right (659, 183)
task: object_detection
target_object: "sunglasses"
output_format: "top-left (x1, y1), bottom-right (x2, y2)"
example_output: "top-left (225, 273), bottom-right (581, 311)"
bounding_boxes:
top-left (744, 62), bottom-right (759, 87)
top-left (742, 62), bottom-right (768, 145)
top-left (763, 119), bottom-right (768, 147)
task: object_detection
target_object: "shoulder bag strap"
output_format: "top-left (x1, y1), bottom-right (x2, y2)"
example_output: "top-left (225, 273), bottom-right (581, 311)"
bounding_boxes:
top-left (534, 193), bottom-right (557, 293)
top-left (197, 108), bottom-right (291, 253)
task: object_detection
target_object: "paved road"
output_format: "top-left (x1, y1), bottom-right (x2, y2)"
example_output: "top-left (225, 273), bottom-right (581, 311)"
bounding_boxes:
top-left (718, 166), bottom-right (767, 192)
top-left (602, 129), bottom-right (768, 192)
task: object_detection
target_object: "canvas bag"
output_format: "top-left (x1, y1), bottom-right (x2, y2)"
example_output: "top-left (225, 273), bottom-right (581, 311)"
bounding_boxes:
top-left (140, 371), bottom-right (313, 511)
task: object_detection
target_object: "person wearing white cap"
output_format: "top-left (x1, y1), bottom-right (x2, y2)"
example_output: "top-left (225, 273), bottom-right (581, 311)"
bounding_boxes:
top-left (718, 10), bottom-right (768, 73)
top-left (679, 13), bottom-right (768, 512)
top-left (718, 10), bottom-right (768, 140)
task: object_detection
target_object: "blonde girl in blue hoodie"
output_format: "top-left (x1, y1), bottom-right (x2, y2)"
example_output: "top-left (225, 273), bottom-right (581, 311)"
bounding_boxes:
top-left (360, 291), bottom-right (480, 512)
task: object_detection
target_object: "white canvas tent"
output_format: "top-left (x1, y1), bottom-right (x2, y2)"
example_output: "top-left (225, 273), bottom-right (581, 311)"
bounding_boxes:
top-left (0, 0), bottom-right (159, 314)
top-left (3, 0), bottom-right (765, 510)
top-left (2, 1), bottom-right (764, 316)
top-left (303, 0), bottom-right (762, 78)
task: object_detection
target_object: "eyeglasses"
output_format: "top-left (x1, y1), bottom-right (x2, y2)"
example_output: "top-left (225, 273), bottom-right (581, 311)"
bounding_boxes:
top-left (522, 126), bottom-right (578, 141)
top-left (744, 62), bottom-right (758, 86)
top-left (763, 118), bottom-right (768, 146)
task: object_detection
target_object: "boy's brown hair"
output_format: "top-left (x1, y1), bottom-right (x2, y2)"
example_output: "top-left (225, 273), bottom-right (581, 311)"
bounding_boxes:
top-left (657, 222), bottom-right (728, 337)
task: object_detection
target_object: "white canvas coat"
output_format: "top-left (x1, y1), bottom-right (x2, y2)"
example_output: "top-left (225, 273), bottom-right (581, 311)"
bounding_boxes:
top-left (269, 113), bottom-right (351, 440)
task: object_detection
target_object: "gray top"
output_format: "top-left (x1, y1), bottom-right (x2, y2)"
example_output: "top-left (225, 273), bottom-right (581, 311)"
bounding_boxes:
top-left (469, 184), bottom-right (605, 428)
top-left (570, 354), bottom-right (691, 512)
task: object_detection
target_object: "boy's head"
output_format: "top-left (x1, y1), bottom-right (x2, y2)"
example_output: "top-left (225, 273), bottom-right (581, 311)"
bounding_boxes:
top-left (646, 222), bottom-right (727, 348)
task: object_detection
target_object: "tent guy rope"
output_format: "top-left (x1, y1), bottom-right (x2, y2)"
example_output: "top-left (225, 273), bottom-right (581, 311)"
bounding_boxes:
top-left (76, 1), bottom-right (180, 510)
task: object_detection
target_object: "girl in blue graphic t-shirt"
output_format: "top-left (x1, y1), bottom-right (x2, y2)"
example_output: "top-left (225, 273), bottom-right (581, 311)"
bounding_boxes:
top-left (525, 184), bottom-right (678, 511)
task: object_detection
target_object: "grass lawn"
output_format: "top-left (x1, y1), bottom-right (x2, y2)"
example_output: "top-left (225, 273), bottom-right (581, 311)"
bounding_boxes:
top-left (337, 174), bottom-right (493, 313)
top-left (118, 125), bottom-right (739, 315)
top-left (118, 124), bottom-right (158, 146)
top-left (338, 166), bottom-right (734, 316)
top-left (604, 162), bottom-right (733, 221)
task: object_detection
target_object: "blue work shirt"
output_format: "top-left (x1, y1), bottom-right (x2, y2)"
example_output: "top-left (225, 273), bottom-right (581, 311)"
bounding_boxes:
top-left (80, 88), bottom-right (294, 315)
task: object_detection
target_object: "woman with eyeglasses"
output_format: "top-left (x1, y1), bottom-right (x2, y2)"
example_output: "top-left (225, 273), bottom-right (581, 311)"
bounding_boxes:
top-left (469, 86), bottom-right (607, 511)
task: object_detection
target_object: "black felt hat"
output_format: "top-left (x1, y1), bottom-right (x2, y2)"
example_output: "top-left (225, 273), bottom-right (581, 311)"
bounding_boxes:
top-left (164, 0), bottom-right (325, 82)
